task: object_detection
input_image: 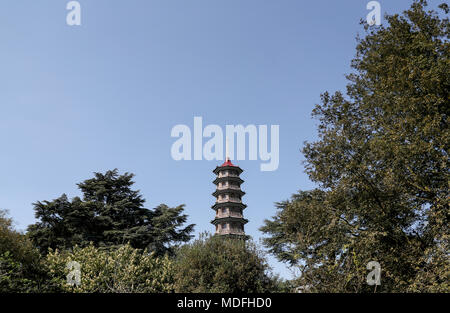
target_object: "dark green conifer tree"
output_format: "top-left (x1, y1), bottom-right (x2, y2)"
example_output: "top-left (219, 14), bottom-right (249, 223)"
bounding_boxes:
top-left (28, 169), bottom-right (194, 256)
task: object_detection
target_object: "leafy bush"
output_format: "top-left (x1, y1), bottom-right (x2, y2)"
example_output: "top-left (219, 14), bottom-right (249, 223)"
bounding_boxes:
top-left (46, 244), bottom-right (175, 293)
top-left (174, 233), bottom-right (286, 293)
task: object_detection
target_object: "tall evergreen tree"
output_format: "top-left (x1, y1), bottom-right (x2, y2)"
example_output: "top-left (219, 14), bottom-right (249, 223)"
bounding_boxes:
top-left (261, 1), bottom-right (449, 292)
top-left (28, 169), bottom-right (194, 256)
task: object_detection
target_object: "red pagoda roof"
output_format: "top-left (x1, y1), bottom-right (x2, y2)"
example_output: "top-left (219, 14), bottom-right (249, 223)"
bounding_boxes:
top-left (213, 158), bottom-right (243, 174)
top-left (220, 159), bottom-right (236, 167)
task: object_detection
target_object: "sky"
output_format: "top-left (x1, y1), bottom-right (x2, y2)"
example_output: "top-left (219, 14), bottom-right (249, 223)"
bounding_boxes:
top-left (0, 0), bottom-right (440, 279)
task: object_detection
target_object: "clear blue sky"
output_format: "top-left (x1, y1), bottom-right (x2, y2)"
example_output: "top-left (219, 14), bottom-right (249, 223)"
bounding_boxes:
top-left (0, 0), bottom-right (438, 279)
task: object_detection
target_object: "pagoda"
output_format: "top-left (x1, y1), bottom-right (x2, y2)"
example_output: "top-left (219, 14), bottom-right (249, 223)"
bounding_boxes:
top-left (211, 155), bottom-right (248, 237)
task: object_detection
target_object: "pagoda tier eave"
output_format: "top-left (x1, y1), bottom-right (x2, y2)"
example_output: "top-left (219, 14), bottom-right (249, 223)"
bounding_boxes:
top-left (212, 189), bottom-right (246, 197)
top-left (214, 233), bottom-right (250, 239)
top-left (210, 217), bottom-right (249, 225)
top-left (212, 176), bottom-right (244, 185)
top-left (211, 202), bottom-right (247, 210)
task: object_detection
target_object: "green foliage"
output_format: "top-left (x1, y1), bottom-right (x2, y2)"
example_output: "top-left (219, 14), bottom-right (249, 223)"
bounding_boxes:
top-left (173, 233), bottom-right (287, 293)
top-left (46, 243), bottom-right (175, 293)
top-left (0, 210), bottom-right (36, 264)
top-left (28, 169), bottom-right (194, 256)
top-left (0, 251), bottom-right (34, 292)
top-left (0, 210), bottom-right (60, 292)
top-left (261, 1), bottom-right (449, 293)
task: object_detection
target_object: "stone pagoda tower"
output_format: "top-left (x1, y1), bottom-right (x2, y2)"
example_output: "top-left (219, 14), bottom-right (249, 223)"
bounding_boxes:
top-left (211, 155), bottom-right (248, 237)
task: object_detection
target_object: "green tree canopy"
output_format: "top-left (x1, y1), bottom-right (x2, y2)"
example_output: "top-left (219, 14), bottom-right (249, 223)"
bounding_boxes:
top-left (0, 210), bottom-right (59, 292)
top-left (261, 1), bottom-right (449, 292)
top-left (173, 233), bottom-right (288, 293)
top-left (28, 169), bottom-right (195, 256)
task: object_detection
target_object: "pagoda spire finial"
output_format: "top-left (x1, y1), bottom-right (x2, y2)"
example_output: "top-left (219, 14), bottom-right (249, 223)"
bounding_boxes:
top-left (225, 137), bottom-right (230, 161)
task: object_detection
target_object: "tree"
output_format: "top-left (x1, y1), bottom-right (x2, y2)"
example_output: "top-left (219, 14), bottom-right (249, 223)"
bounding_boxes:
top-left (0, 210), bottom-right (59, 292)
top-left (28, 169), bottom-right (195, 256)
top-left (46, 243), bottom-right (175, 293)
top-left (173, 233), bottom-right (287, 293)
top-left (261, 1), bottom-right (449, 292)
